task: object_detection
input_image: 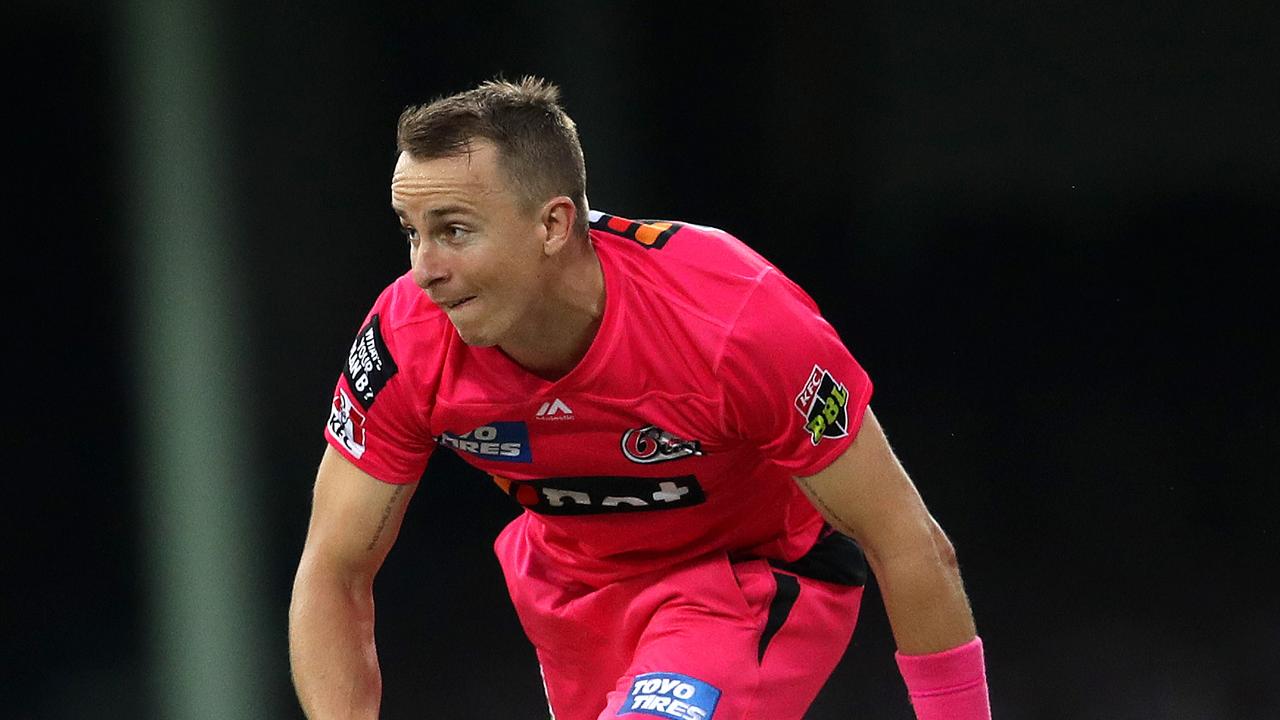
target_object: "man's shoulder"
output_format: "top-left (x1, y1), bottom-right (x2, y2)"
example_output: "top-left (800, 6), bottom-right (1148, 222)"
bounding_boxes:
top-left (591, 211), bottom-right (834, 340)
top-left (589, 210), bottom-right (780, 326)
top-left (588, 209), bottom-right (773, 273)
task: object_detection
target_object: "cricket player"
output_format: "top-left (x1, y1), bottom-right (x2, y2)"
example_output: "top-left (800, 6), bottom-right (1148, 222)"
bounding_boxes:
top-left (288, 76), bottom-right (991, 720)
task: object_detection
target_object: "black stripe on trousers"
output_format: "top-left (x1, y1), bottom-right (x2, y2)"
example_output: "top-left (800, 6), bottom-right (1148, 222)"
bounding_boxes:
top-left (757, 572), bottom-right (801, 662)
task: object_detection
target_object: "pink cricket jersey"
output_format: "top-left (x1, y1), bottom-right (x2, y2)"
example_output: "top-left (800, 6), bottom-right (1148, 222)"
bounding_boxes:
top-left (325, 210), bottom-right (873, 586)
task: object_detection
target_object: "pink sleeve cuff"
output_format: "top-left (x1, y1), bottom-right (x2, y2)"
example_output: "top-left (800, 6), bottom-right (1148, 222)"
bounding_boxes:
top-left (895, 636), bottom-right (991, 719)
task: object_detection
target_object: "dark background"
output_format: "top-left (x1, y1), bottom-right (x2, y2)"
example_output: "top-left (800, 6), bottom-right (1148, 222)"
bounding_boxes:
top-left (8, 1), bottom-right (1278, 718)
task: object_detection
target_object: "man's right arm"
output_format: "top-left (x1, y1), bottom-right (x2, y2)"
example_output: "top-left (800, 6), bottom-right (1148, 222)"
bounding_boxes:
top-left (289, 446), bottom-right (418, 720)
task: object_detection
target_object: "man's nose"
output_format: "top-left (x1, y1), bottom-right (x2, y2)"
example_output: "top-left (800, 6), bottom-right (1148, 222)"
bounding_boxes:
top-left (410, 241), bottom-right (448, 290)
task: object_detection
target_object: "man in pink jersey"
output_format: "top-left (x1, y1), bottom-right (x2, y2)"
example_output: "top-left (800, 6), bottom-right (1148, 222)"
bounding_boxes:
top-left (289, 77), bottom-right (991, 720)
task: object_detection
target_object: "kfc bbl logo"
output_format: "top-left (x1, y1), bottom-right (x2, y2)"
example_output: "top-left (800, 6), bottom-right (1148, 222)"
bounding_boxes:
top-left (794, 364), bottom-right (850, 445)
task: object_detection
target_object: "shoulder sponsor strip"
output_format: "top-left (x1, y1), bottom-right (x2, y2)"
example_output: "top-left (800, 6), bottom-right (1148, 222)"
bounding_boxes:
top-left (344, 314), bottom-right (398, 409)
top-left (589, 210), bottom-right (683, 250)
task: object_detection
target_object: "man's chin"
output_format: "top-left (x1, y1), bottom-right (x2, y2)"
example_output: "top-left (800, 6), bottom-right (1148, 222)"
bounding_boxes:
top-left (450, 322), bottom-right (499, 348)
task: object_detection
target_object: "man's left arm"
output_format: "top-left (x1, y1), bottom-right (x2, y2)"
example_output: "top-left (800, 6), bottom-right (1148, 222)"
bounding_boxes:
top-left (796, 405), bottom-right (991, 718)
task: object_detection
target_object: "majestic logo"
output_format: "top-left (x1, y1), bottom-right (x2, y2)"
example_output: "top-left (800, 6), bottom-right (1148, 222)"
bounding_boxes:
top-left (343, 314), bottom-right (398, 409)
top-left (327, 388), bottom-right (367, 458)
top-left (794, 364), bottom-right (850, 446)
top-left (619, 672), bottom-right (721, 720)
top-left (535, 398), bottom-right (574, 420)
top-left (437, 422), bottom-right (532, 463)
top-left (494, 475), bottom-right (705, 516)
top-left (621, 425), bottom-right (703, 464)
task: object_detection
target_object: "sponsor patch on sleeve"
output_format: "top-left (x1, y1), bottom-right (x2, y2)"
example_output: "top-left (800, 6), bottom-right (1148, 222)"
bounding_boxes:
top-left (618, 672), bottom-right (720, 720)
top-left (794, 364), bottom-right (850, 446)
top-left (343, 314), bottom-right (398, 409)
top-left (327, 387), bottom-right (367, 458)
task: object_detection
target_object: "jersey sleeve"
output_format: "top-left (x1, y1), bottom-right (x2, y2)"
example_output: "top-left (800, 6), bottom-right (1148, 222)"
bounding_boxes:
top-left (719, 268), bottom-right (873, 477)
top-left (324, 291), bottom-right (436, 484)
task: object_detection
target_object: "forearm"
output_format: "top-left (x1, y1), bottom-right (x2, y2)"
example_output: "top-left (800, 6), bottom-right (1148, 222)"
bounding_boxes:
top-left (794, 410), bottom-right (987, 716)
top-left (871, 535), bottom-right (989, 719)
top-left (870, 540), bottom-right (976, 654)
top-left (288, 565), bottom-right (382, 720)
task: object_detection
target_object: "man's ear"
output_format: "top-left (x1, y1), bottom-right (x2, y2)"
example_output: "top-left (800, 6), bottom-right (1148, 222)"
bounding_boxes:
top-left (539, 196), bottom-right (578, 257)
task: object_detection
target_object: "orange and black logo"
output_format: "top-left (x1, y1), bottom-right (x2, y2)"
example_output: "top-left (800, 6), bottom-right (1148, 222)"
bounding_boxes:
top-left (589, 210), bottom-right (682, 250)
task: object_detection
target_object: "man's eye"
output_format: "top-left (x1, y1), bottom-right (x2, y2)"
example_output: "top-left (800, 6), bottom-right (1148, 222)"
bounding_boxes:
top-left (443, 225), bottom-right (468, 242)
top-left (400, 226), bottom-right (418, 243)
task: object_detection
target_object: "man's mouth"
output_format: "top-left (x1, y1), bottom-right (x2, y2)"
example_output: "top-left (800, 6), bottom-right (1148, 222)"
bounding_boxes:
top-left (442, 296), bottom-right (475, 310)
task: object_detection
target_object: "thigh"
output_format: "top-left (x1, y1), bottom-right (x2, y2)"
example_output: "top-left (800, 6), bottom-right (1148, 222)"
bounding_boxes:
top-left (599, 556), bottom-right (864, 720)
top-left (600, 554), bottom-right (767, 720)
top-left (751, 574), bottom-right (863, 719)
top-left (535, 554), bottom-right (756, 720)
top-left (496, 519), bottom-right (632, 720)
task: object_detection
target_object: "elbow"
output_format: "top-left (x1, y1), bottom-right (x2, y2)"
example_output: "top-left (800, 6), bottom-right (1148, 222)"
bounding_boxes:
top-left (290, 551), bottom-right (375, 618)
top-left (864, 515), bottom-right (963, 579)
top-left (929, 518), bottom-right (961, 573)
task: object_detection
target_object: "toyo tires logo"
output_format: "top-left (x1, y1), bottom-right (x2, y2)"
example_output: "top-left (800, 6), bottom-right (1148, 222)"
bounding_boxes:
top-left (619, 672), bottom-right (721, 720)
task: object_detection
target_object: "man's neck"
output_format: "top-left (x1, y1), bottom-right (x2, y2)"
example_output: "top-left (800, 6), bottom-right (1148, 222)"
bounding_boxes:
top-left (499, 240), bottom-right (604, 381)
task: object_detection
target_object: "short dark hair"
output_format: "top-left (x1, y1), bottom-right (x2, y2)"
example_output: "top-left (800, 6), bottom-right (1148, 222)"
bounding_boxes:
top-left (397, 76), bottom-right (588, 234)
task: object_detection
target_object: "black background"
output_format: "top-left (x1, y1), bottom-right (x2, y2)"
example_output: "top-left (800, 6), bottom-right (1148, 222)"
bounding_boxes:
top-left (7, 1), bottom-right (1279, 718)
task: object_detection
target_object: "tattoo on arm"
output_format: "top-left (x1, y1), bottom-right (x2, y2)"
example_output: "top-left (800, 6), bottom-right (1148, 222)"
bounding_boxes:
top-left (365, 485), bottom-right (407, 552)
top-left (796, 476), bottom-right (857, 537)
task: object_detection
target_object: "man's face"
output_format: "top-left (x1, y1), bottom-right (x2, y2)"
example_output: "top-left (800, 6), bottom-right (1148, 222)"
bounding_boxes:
top-left (391, 141), bottom-right (548, 347)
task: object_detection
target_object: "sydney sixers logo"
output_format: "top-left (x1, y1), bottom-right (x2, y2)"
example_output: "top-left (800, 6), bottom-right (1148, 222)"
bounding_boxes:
top-left (621, 425), bottom-right (703, 464)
